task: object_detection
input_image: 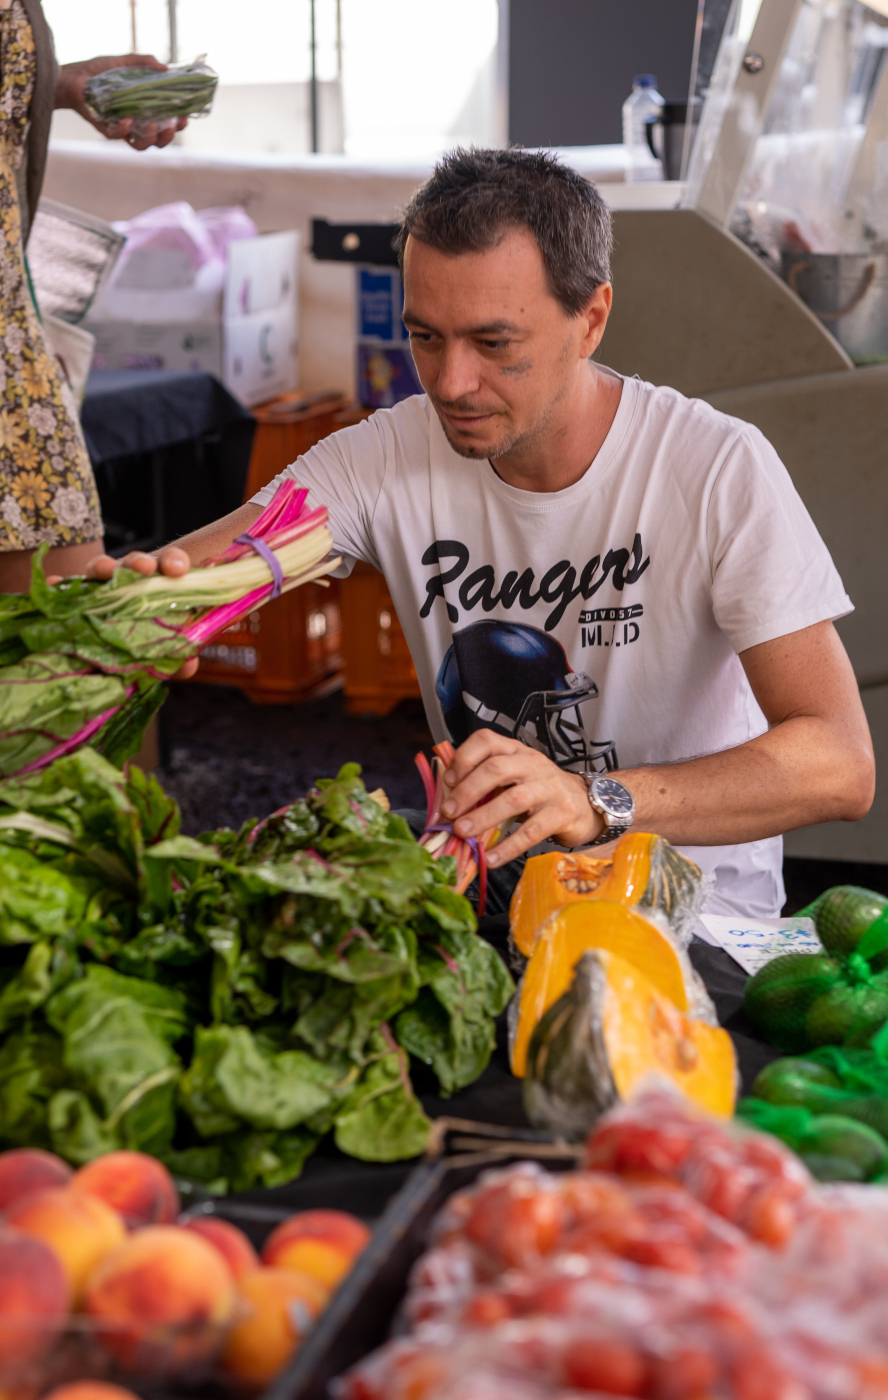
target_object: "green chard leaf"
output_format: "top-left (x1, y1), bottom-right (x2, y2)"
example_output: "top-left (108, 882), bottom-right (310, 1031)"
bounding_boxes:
top-left (0, 845), bottom-right (92, 944)
top-left (0, 1027), bottom-right (67, 1148)
top-left (219, 1125), bottom-right (321, 1192)
top-left (333, 1031), bottom-right (431, 1161)
top-left (48, 1089), bottom-right (120, 1163)
top-left (46, 965), bottom-right (186, 1154)
top-left (395, 925), bottom-right (513, 1096)
top-left (180, 1024), bottom-right (344, 1137)
top-left (0, 749), bottom-right (144, 890)
top-left (91, 679), bottom-right (168, 770)
top-left (293, 970), bottom-right (419, 1065)
top-left (160, 1143), bottom-right (226, 1191)
top-left (309, 763), bottom-right (392, 840)
top-left (0, 940), bottom-right (79, 1033)
top-left (0, 654), bottom-right (129, 777)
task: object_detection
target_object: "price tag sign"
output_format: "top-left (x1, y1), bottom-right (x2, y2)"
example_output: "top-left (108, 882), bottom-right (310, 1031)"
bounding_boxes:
top-left (699, 915), bottom-right (822, 976)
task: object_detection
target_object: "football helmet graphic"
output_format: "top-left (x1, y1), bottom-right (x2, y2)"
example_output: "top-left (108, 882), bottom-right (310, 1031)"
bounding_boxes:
top-left (435, 620), bottom-right (618, 773)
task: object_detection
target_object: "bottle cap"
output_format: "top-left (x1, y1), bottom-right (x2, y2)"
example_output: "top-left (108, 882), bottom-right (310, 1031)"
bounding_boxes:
top-left (634, 74), bottom-right (658, 88)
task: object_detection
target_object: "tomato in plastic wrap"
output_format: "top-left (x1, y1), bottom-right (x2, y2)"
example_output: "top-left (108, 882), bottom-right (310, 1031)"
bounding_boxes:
top-left (458, 1165), bottom-right (566, 1269)
top-left (559, 1334), bottom-right (648, 1394)
top-left (586, 1090), bottom-right (812, 1248)
top-left (337, 1094), bottom-right (888, 1400)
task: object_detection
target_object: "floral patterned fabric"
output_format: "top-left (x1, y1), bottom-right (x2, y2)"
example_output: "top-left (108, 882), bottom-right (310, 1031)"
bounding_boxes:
top-left (0, 0), bottom-right (102, 552)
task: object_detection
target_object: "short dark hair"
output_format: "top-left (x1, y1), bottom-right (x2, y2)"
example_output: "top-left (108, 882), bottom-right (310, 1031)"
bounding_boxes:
top-left (398, 148), bottom-right (612, 317)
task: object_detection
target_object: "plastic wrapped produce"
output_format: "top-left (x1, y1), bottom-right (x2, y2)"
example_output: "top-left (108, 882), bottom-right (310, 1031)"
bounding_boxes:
top-left (510, 898), bottom-right (717, 1077)
top-left (521, 951), bottom-right (736, 1140)
top-left (340, 1289), bottom-right (860, 1400)
top-left (737, 1028), bottom-right (888, 1181)
top-left (337, 1093), bottom-right (888, 1400)
top-left (586, 1088), bottom-right (812, 1248)
top-left (83, 60), bottom-right (218, 139)
top-left (509, 832), bottom-right (706, 959)
top-left (744, 885), bottom-right (888, 1053)
top-left (739, 1100), bottom-right (888, 1183)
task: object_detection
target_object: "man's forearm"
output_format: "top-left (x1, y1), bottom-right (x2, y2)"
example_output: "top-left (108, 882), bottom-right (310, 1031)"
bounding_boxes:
top-left (619, 714), bottom-right (874, 847)
top-left (158, 503), bottom-right (263, 567)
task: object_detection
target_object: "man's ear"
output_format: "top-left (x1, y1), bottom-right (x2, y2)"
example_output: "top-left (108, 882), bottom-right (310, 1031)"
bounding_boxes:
top-left (578, 283), bottom-right (612, 358)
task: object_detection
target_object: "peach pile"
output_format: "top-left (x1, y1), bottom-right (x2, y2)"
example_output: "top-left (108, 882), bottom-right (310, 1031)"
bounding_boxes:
top-left (0, 1145), bottom-right (371, 1390)
top-left (262, 1208), bottom-right (371, 1289)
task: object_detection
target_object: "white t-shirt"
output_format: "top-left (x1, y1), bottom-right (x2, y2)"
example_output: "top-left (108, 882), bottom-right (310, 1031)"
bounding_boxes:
top-left (253, 375), bottom-right (852, 918)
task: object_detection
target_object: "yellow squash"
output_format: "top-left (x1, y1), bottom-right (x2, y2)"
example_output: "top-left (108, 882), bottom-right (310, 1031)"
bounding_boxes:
top-left (523, 949), bottom-right (737, 1132)
top-left (511, 898), bottom-right (690, 1077)
top-left (510, 832), bottom-right (702, 959)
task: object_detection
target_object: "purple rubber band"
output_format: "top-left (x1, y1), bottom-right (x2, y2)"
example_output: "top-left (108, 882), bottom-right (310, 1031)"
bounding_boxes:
top-left (234, 532), bottom-right (284, 599)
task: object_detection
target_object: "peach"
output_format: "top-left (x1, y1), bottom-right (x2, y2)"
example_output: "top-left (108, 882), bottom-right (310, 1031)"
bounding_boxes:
top-left (71, 1152), bottom-right (179, 1229)
top-left (261, 1209), bottom-right (371, 1290)
top-left (43, 1386), bottom-right (140, 1400)
top-left (84, 1225), bottom-right (236, 1375)
top-left (181, 1216), bottom-right (259, 1279)
top-left (221, 1267), bottom-right (330, 1388)
top-left (4, 1190), bottom-right (125, 1305)
top-left (0, 1227), bottom-right (70, 1370)
top-left (0, 1149), bottom-right (72, 1210)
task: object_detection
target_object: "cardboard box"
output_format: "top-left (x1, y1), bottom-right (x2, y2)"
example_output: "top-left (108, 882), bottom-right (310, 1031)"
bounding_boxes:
top-left (87, 231), bottom-right (300, 408)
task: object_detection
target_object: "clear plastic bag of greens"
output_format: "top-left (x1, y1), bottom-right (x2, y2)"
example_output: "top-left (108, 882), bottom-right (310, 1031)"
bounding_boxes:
top-left (83, 59), bottom-right (218, 132)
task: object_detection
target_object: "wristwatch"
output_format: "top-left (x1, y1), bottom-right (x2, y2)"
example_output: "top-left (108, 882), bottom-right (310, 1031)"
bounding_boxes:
top-left (580, 773), bottom-right (636, 847)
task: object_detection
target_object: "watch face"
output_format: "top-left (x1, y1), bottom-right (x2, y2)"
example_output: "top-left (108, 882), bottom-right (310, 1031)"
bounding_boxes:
top-left (591, 776), bottom-right (634, 820)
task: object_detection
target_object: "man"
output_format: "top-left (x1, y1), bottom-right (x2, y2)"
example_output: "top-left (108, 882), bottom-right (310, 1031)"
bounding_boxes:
top-left (89, 149), bottom-right (874, 917)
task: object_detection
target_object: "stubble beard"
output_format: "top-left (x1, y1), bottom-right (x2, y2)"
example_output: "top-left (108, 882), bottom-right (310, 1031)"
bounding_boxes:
top-left (434, 396), bottom-right (558, 464)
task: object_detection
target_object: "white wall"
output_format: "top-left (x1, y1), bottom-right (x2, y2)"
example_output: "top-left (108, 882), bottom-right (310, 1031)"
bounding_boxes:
top-left (44, 142), bottom-right (626, 397)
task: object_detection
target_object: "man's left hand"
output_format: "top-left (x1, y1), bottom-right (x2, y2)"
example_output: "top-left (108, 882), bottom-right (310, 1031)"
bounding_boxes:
top-left (440, 730), bottom-right (606, 866)
top-left (55, 55), bottom-right (188, 149)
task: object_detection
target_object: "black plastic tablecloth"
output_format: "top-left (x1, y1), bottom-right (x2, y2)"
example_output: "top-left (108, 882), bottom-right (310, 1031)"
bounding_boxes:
top-left (81, 369), bottom-right (254, 465)
top-left (232, 914), bottom-right (777, 1218)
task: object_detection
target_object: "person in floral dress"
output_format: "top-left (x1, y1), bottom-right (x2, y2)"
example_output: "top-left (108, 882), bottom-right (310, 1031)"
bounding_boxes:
top-left (0, 0), bottom-right (186, 592)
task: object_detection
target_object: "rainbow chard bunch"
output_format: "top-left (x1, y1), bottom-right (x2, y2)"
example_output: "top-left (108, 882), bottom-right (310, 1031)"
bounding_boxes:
top-left (0, 482), bottom-right (337, 778)
top-left (415, 740), bottom-right (506, 915)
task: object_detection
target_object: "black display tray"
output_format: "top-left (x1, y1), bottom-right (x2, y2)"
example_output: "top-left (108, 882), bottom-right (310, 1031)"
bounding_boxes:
top-left (210, 1119), bottom-right (583, 1400)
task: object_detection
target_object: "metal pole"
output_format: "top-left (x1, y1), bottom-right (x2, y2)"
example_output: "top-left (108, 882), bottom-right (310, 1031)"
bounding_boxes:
top-left (168, 0), bottom-right (178, 64)
top-left (130, 0), bottom-right (138, 52)
top-left (680, 0), bottom-right (706, 180)
top-left (335, 0), bottom-right (343, 79)
top-left (495, 0), bottom-right (510, 147)
top-left (309, 0), bottom-right (319, 153)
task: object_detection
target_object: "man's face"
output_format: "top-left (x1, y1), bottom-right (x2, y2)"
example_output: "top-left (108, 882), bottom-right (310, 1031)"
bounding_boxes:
top-left (402, 229), bottom-right (609, 461)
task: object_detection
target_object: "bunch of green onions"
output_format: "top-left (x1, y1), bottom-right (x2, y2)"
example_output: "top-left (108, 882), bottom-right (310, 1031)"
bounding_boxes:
top-left (84, 60), bottom-right (218, 122)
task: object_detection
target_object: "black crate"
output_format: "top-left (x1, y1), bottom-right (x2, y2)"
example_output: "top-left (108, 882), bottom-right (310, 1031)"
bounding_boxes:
top-left (208, 1118), bottom-right (582, 1400)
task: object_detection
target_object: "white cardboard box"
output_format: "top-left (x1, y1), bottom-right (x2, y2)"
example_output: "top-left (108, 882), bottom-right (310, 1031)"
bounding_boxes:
top-left (87, 231), bottom-right (300, 408)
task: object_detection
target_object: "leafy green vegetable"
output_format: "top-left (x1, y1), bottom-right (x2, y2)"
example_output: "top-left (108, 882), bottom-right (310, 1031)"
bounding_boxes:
top-left (181, 1024), bottom-right (343, 1134)
top-left (396, 917), bottom-right (513, 1095)
top-left (46, 966), bottom-right (186, 1153)
top-left (0, 757), bottom-right (513, 1184)
top-left (333, 1034), bottom-right (432, 1162)
top-left (0, 1027), bottom-right (67, 1147)
top-left (84, 61), bottom-right (218, 122)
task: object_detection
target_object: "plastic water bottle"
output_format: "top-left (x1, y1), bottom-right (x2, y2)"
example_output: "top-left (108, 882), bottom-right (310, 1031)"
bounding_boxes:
top-left (622, 74), bottom-right (664, 183)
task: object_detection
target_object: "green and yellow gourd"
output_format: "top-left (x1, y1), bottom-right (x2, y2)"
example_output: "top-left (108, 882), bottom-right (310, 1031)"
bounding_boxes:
top-left (744, 887), bottom-right (888, 1052)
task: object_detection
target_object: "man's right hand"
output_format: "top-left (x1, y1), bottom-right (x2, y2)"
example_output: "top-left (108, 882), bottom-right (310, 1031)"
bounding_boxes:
top-left (84, 547), bottom-right (200, 678)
